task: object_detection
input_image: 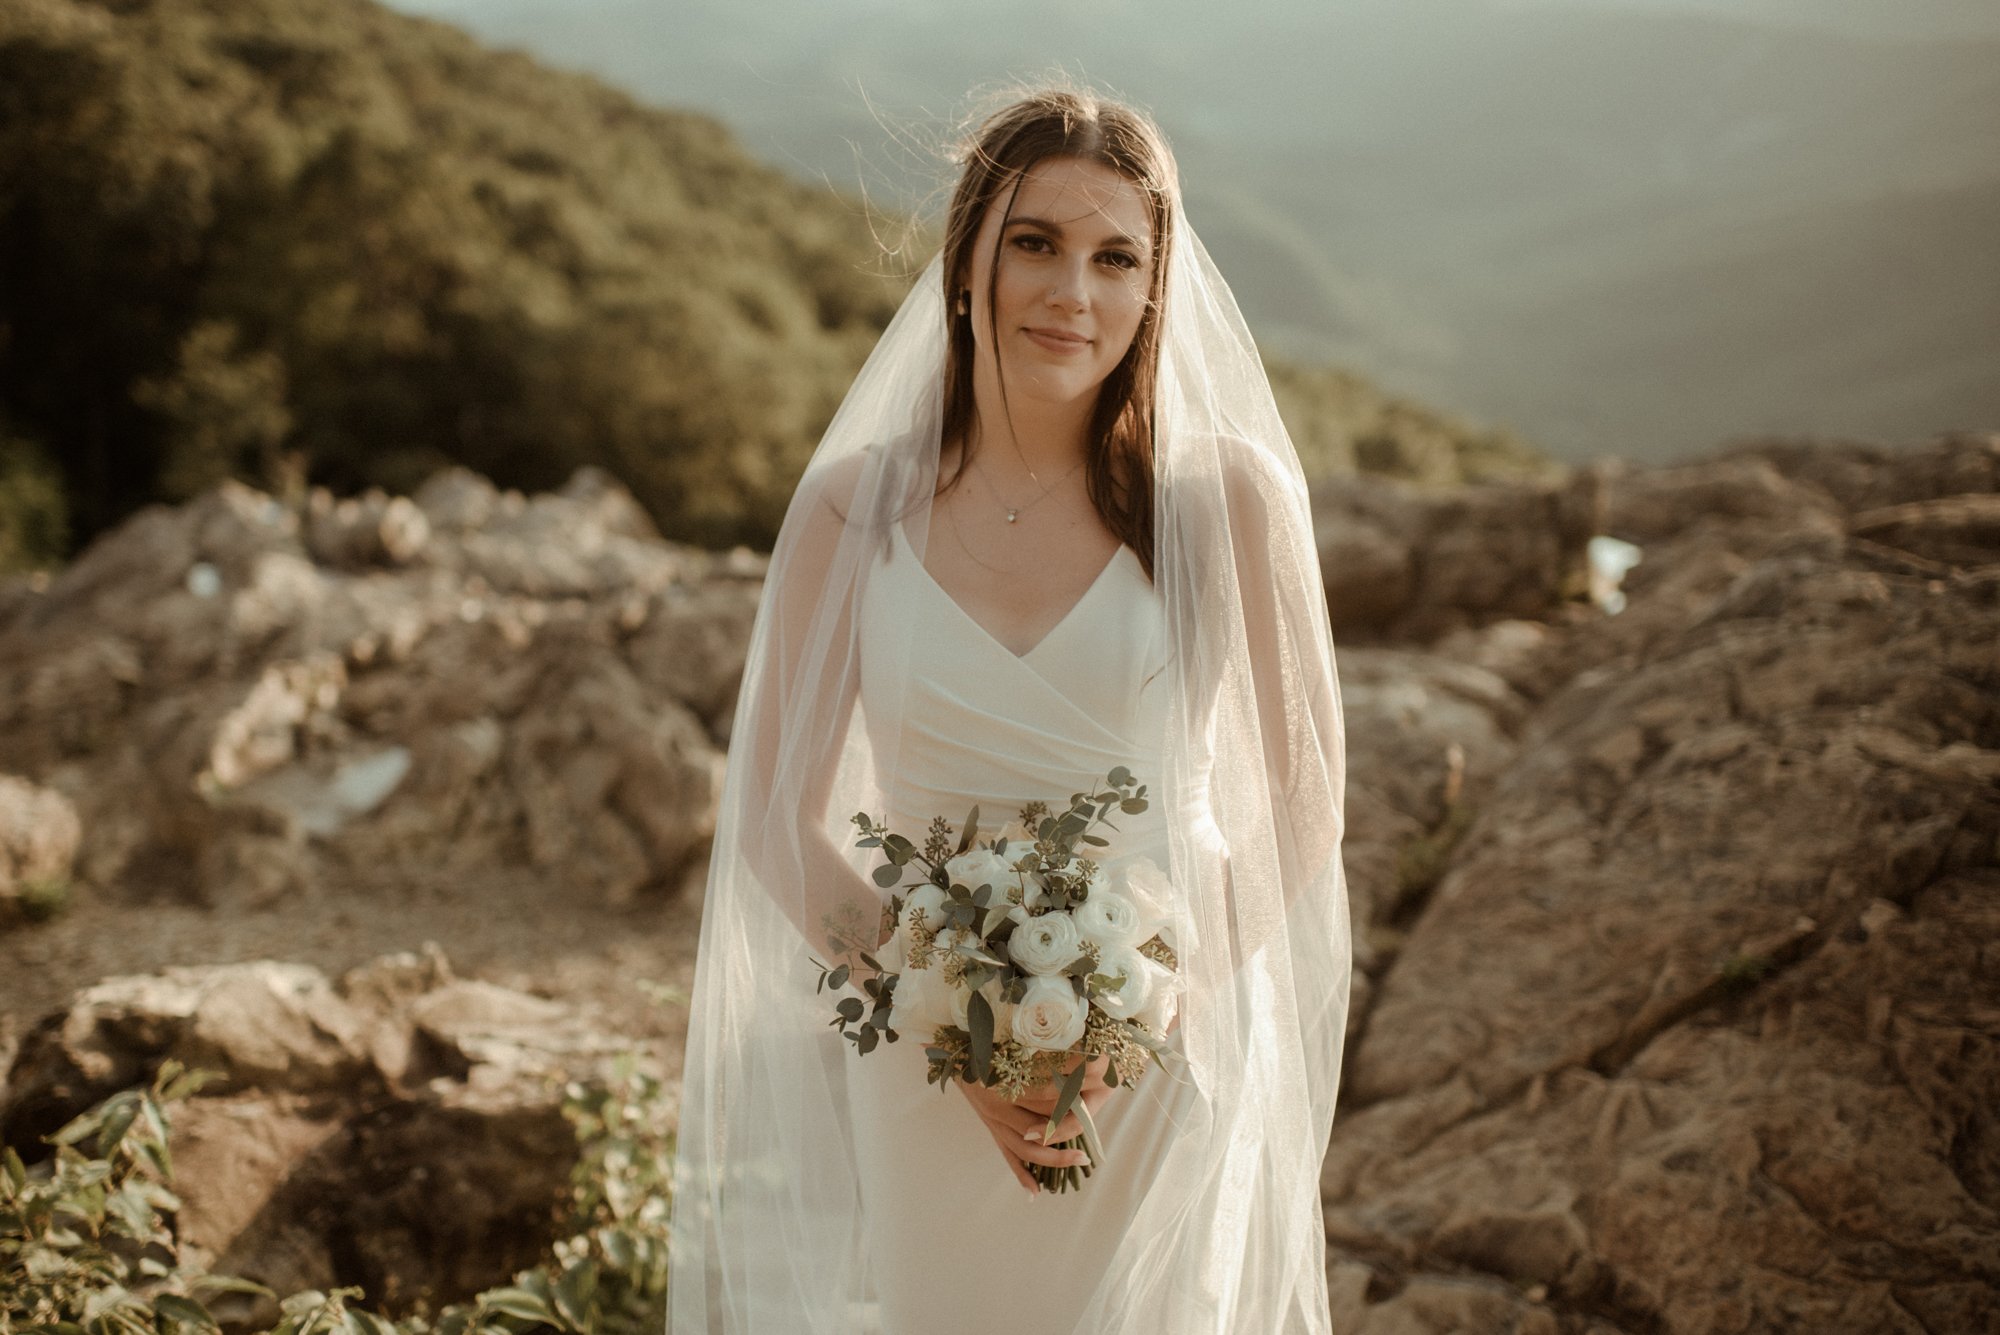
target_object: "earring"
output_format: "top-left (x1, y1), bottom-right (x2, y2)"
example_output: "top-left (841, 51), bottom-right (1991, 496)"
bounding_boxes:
top-left (956, 290), bottom-right (971, 317)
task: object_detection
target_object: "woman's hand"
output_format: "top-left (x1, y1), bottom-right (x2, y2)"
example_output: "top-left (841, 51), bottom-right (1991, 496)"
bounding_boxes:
top-left (955, 1055), bottom-right (1115, 1196)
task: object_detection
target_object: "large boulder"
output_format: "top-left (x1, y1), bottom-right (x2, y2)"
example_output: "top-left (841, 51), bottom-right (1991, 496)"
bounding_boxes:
top-left (0, 467), bottom-right (737, 924)
top-left (1323, 431), bottom-right (2000, 1333)
top-left (1313, 469), bottom-right (1605, 642)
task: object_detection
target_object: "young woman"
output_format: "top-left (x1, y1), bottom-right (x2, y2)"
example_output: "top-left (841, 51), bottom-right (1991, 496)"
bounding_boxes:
top-left (670, 87), bottom-right (1352, 1334)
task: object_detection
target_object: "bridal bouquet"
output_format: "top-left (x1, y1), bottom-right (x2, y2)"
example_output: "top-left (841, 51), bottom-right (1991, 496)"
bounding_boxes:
top-left (815, 767), bottom-right (1183, 1194)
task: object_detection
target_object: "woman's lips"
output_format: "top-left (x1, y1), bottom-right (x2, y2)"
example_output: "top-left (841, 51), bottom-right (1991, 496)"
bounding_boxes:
top-left (1024, 327), bottom-right (1091, 355)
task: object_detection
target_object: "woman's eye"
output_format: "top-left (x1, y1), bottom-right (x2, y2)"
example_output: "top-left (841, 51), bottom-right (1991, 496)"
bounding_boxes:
top-left (1013, 234), bottom-right (1054, 254)
top-left (1100, 251), bottom-right (1139, 271)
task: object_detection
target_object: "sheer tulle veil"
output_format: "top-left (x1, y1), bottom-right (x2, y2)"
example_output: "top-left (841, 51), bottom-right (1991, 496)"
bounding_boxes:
top-left (668, 106), bottom-right (1352, 1334)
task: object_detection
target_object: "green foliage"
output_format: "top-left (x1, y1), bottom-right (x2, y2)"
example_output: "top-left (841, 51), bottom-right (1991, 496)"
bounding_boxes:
top-left (14, 876), bottom-right (70, 924)
top-left (0, 1059), bottom-right (262, 1333)
top-left (0, 1047), bottom-right (678, 1335)
top-left (0, 0), bottom-right (1556, 566)
top-left (1393, 798), bottom-right (1477, 911)
top-left (131, 321), bottom-right (299, 505)
top-left (1266, 355), bottom-right (1562, 488)
top-left (0, 429), bottom-right (68, 577)
top-left (0, 0), bottom-right (904, 552)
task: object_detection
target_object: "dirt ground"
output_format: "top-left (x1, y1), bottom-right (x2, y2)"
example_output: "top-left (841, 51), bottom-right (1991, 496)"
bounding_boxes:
top-left (0, 858), bottom-right (712, 1090)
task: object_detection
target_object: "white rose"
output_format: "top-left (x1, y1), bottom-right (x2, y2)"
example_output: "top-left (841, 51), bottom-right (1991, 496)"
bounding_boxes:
top-left (949, 977), bottom-right (1014, 1043)
top-left (887, 956), bottom-right (955, 1036)
top-left (945, 846), bottom-right (1015, 897)
top-left (1011, 975), bottom-right (1088, 1052)
top-left (1073, 888), bottom-right (1145, 949)
top-left (1009, 911), bottom-right (1084, 977)
top-left (1087, 945), bottom-right (1158, 1020)
top-left (1099, 858), bottom-right (1174, 943)
top-left (900, 883), bottom-right (948, 935)
top-left (1134, 973), bottom-right (1180, 1036)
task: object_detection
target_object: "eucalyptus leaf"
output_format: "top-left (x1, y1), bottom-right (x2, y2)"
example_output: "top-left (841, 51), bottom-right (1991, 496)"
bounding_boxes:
top-left (956, 805), bottom-right (980, 855)
top-left (1046, 1060), bottom-right (1088, 1140)
top-left (968, 989), bottom-right (994, 1081)
top-left (872, 863), bottom-right (903, 888)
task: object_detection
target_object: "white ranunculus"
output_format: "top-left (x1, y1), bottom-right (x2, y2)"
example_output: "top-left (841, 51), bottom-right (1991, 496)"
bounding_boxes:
top-left (900, 883), bottom-right (948, 935)
top-left (933, 925), bottom-right (979, 959)
top-left (1012, 975), bottom-right (1088, 1052)
top-left (1087, 945), bottom-right (1157, 1020)
top-left (1073, 887), bottom-right (1146, 949)
top-left (887, 956), bottom-right (956, 1036)
top-left (945, 846), bottom-right (1014, 897)
top-left (949, 977), bottom-right (1014, 1043)
top-left (1009, 911), bottom-right (1084, 977)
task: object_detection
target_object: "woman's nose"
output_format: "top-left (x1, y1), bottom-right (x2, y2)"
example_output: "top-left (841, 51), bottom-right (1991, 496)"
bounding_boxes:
top-left (1046, 260), bottom-right (1088, 311)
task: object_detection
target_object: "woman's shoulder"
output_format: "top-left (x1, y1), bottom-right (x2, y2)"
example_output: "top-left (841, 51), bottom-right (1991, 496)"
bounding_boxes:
top-left (1165, 431), bottom-right (1309, 526)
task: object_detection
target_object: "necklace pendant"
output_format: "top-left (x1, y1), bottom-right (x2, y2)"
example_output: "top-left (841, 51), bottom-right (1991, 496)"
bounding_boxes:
top-left (1006, 508), bottom-right (1018, 524)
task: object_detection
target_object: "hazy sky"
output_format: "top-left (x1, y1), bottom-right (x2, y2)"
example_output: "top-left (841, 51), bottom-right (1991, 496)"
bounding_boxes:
top-left (383, 0), bottom-right (2000, 462)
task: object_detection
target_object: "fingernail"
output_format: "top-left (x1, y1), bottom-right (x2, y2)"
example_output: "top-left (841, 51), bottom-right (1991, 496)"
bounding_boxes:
top-left (1023, 1129), bottom-right (1042, 1143)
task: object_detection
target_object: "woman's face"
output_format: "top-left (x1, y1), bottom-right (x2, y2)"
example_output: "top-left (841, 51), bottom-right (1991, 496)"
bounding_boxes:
top-left (961, 156), bottom-right (1156, 413)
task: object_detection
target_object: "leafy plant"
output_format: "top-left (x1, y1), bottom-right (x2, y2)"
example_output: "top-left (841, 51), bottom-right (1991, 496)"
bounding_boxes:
top-left (14, 878), bottom-right (70, 925)
top-left (1, 1041), bottom-right (678, 1334)
top-left (0, 1058), bottom-right (272, 1333)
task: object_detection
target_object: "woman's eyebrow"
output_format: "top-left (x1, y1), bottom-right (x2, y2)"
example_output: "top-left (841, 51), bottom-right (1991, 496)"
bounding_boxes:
top-left (1003, 215), bottom-right (1150, 251)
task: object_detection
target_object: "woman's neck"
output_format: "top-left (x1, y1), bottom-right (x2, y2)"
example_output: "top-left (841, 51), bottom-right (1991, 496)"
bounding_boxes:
top-left (969, 371), bottom-right (1095, 477)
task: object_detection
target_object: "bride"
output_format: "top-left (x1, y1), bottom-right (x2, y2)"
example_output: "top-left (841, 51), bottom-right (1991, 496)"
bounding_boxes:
top-left (669, 86), bottom-right (1352, 1334)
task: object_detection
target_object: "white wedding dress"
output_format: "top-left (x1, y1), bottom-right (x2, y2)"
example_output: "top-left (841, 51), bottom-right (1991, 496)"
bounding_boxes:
top-left (845, 521), bottom-right (1202, 1334)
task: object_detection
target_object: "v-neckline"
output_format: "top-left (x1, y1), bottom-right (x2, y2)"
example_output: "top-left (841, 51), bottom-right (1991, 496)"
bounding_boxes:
top-left (895, 522), bottom-right (1131, 661)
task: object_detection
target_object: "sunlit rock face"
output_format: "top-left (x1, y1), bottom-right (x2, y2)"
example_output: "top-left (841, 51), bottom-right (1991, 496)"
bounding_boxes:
top-left (1322, 432), bottom-right (2000, 1335)
top-left (0, 467), bottom-right (751, 920)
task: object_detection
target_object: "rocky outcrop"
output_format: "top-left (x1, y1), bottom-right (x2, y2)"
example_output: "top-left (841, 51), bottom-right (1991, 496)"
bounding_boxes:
top-left (0, 947), bottom-right (631, 1328)
top-left (0, 774), bottom-right (80, 923)
top-left (1312, 468), bottom-right (1605, 642)
top-left (0, 467), bottom-right (753, 919)
top-left (1324, 431), bottom-right (2000, 1334)
top-left (2, 433), bottom-right (1995, 1333)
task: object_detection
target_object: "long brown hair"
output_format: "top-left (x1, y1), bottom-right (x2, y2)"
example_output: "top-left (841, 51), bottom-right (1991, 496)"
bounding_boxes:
top-left (937, 88), bottom-right (1178, 580)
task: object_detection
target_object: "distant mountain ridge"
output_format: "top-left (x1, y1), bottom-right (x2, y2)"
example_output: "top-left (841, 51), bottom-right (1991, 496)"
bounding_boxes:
top-left (388, 0), bottom-right (2000, 463)
top-left (0, 0), bottom-right (1550, 569)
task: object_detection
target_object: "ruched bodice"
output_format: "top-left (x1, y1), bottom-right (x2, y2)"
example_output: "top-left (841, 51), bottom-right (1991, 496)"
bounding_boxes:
top-left (858, 521), bottom-right (1172, 863)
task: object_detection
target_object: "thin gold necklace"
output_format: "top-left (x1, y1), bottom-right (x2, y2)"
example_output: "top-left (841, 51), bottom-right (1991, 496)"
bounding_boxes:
top-left (944, 493), bottom-right (1047, 577)
top-left (974, 446), bottom-right (1086, 525)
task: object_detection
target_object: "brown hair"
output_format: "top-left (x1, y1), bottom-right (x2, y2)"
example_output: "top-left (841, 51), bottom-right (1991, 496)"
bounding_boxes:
top-left (937, 88), bottom-right (1178, 580)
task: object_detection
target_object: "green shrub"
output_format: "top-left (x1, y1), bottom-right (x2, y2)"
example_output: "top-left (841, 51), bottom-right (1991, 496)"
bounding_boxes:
top-left (1, 1048), bottom-right (679, 1335)
top-left (15, 877), bottom-right (70, 925)
top-left (0, 433), bottom-right (68, 577)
